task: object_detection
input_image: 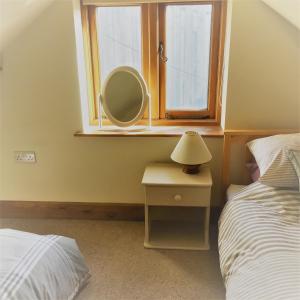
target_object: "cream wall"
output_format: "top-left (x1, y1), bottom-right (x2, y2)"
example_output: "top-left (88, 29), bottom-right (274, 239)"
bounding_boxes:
top-left (0, 72), bottom-right (3, 195)
top-left (223, 0), bottom-right (300, 129)
top-left (0, 0), bottom-right (223, 206)
top-left (0, 0), bottom-right (299, 207)
top-left (0, 0), bottom-right (54, 51)
top-left (261, 0), bottom-right (300, 30)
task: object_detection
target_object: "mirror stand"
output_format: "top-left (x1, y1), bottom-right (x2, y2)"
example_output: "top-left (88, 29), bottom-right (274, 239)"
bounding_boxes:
top-left (148, 94), bottom-right (152, 128)
top-left (98, 93), bottom-right (103, 129)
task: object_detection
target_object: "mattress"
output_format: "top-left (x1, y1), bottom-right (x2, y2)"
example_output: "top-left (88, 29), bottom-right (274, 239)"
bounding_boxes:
top-left (226, 184), bottom-right (247, 201)
top-left (219, 182), bottom-right (300, 300)
top-left (0, 229), bottom-right (90, 300)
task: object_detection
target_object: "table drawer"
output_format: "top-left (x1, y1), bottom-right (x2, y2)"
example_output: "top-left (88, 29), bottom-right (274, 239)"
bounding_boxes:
top-left (145, 186), bottom-right (210, 207)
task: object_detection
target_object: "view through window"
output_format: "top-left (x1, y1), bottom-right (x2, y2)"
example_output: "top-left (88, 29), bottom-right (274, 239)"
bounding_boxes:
top-left (96, 6), bottom-right (142, 82)
top-left (165, 4), bottom-right (212, 111)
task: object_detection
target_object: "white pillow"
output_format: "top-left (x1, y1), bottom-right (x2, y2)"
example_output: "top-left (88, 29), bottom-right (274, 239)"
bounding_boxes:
top-left (247, 133), bottom-right (300, 189)
top-left (288, 150), bottom-right (300, 191)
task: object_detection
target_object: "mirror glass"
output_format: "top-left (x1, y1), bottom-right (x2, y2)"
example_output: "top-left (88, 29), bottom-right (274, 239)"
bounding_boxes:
top-left (106, 71), bottom-right (142, 122)
top-left (102, 67), bottom-right (149, 127)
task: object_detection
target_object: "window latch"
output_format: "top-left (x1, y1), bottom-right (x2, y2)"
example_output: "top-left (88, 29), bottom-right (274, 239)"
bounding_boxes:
top-left (159, 42), bottom-right (168, 63)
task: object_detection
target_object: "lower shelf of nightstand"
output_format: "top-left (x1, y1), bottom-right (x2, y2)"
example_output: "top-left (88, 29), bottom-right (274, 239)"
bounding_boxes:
top-left (144, 220), bottom-right (209, 250)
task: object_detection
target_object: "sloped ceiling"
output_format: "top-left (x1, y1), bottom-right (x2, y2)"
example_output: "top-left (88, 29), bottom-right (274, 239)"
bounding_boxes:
top-left (0, 0), bottom-right (298, 52)
top-left (262, 0), bottom-right (300, 30)
top-left (0, 0), bottom-right (54, 51)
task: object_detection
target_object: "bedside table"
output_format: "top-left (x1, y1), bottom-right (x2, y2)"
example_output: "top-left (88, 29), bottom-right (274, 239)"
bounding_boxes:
top-left (142, 163), bottom-right (212, 250)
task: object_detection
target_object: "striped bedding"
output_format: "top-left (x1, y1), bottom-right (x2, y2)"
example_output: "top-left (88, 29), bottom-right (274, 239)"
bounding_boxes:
top-left (0, 229), bottom-right (90, 300)
top-left (219, 182), bottom-right (300, 300)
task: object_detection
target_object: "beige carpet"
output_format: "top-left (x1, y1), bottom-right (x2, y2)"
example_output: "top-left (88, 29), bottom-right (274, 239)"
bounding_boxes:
top-left (0, 219), bottom-right (225, 300)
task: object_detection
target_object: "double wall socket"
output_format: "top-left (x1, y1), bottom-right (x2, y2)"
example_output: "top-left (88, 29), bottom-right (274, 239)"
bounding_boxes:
top-left (15, 151), bottom-right (36, 163)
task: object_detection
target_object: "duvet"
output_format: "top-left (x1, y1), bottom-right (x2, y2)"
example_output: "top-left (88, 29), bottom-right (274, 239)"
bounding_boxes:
top-left (0, 229), bottom-right (90, 300)
top-left (219, 182), bottom-right (300, 300)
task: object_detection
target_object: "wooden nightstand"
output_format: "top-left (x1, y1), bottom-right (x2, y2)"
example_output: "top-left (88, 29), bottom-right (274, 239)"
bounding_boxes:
top-left (142, 163), bottom-right (212, 250)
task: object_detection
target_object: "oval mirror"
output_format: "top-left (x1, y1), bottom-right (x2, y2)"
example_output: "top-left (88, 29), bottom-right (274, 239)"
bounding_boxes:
top-left (101, 66), bottom-right (149, 128)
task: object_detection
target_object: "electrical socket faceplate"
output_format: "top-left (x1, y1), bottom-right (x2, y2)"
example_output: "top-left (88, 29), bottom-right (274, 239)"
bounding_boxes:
top-left (14, 151), bottom-right (36, 163)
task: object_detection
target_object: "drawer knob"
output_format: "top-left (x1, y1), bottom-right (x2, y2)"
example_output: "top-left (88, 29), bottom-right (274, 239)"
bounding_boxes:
top-left (174, 194), bottom-right (182, 201)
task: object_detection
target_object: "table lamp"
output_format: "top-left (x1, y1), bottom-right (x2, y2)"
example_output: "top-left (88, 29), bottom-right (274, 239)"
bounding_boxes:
top-left (171, 131), bottom-right (212, 174)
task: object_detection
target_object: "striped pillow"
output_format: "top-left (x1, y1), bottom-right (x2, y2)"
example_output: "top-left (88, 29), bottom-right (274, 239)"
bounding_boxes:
top-left (247, 133), bottom-right (300, 189)
top-left (288, 150), bottom-right (300, 191)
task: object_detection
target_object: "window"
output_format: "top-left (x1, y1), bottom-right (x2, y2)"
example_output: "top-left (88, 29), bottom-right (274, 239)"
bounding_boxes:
top-left (81, 1), bottom-right (226, 126)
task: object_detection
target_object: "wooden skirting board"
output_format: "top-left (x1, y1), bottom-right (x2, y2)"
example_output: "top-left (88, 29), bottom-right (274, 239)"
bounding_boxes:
top-left (0, 201), bottom-right (221, 223)
top-left (0, 201), bottom-right (144, 221)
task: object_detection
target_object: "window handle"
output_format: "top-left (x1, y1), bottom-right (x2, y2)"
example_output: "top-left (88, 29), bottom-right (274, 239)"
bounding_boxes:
top-left (159, 42), bottom-right (168, 63)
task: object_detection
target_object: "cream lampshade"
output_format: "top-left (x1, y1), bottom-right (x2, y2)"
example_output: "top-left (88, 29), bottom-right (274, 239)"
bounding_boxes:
top-left (171, 131), bottom-right (212, 174)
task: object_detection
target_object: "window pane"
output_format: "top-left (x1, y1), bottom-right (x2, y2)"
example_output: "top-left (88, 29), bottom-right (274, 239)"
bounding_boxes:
top-left (96, 6), bottom-right (141, 82)
top-left (165, 5), bottom-right (212, 111)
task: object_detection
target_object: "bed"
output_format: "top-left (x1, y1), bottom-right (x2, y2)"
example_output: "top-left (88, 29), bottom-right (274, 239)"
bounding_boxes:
top-left (0, 229), bottom-right (90, 300)
top-left (219, 130), bottom-right (300, 300)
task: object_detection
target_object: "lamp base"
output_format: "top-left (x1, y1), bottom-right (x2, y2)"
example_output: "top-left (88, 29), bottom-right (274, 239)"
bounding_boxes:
top-left (182, 164), bottom-right (200, 174)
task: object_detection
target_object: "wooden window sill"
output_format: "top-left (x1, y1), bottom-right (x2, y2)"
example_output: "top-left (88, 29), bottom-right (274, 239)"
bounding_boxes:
top-left (74, 126), bottom-right (224, 137)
